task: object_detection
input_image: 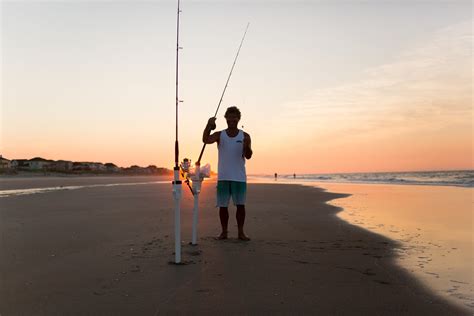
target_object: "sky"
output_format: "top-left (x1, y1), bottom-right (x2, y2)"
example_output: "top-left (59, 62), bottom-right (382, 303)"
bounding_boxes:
top-left (1, 0), bottom-right (472, 174)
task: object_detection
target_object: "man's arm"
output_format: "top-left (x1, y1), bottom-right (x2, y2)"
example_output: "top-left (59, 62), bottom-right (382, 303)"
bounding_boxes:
top-left (243, 132), bottom-right (252, 159)
top-left (202, 117), bottom-right (220, 144)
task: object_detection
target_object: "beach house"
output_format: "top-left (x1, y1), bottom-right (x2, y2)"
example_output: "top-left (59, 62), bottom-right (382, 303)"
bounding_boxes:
top-left (89, 162), bottom-right (106, 171)
top-left (11, 159), bottom-right (30, 170)
top-left (51, 160), bottom-right (73, 171)
top-left (0, 155), bottom-right (11, 170)
top-left (104, 163), bottom-right (120, 172)
top-left (28, 157), bottom-right (53, 170)
top-left (72, 162), bottom-right (106, 172)
top-left (72, 162), bottom-right (91, 171)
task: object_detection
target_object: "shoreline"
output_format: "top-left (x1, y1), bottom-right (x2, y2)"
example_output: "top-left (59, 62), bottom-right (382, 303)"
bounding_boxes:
top-left (247, 170), bottom-right (473, 188)
top-left (252, 178), bottom-right (473, 311)
top-left (320, 182), bottom-right (473, 311)
top-left (0, 179), bottom-right (470, 314)
top-left (0, 175), bottom-right (171, 191)
top-left (0, 172), bottom-right (172, 179)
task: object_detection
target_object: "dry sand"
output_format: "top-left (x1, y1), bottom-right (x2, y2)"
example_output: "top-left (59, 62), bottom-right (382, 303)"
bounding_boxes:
top-left (0, 178), bottom-right (470, 315)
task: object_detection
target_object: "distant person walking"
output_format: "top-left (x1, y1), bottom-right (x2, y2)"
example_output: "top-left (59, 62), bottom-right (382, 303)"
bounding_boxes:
top-left (202, 106), bottom-right (253, 241)
top-left (274, 173), bottom-right (278, 180)
top-left (293, 173), bottom-right (296, 179)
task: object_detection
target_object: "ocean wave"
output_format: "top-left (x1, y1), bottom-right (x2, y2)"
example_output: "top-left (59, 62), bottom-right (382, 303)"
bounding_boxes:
top-left (253, 171), bottom-right (474, 188)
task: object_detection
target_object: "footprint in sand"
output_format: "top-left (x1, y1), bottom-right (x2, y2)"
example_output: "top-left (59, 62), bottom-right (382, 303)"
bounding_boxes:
top-left (450, 280), bottom-right (469, 285)
top-left (187, 250), bottom-right (202, 256)
top-left (196, 289), bottom-right (212, 293)
top-left (373, 280), bottom-right (390, 285)
top-left (362, 269), bottom-right (376, 276)
top-left (425, 272), bottom-right (439, 278)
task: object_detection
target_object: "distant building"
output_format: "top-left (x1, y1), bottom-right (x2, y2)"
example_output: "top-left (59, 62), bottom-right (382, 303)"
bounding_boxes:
top-left (129, 165), bottom-right (143, 172)
top-left (28, 157), bottom-right (53, 170)
top-left (51, 160), bottom-right (73, 171)
top-left (73, 162), bottom-right (91, 171)
top-left (146, 165), bottom-right (158, 173)
top-left (72, 162), bottom-right (106, 172)
top-left (123, 165), bottom-right (147, 174)
top-left (11, 159), bottom-right (30, 170)
top-left (0, 155), bottom-right (11, 169)
top-left (5, 156), bottom-right (169, 175)
top-left (104, 163), bottom-right (120, 172)
top-left (89, 162), bottom-right (106, 171)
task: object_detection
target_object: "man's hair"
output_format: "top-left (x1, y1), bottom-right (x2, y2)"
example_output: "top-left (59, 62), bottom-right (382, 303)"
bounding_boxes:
top-left (224, 106), bottom-right (241, 119)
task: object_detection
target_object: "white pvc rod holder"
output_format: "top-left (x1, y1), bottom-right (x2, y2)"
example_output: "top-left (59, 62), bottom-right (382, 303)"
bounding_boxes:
top-left (192, 192), bottom-right (200, 245)
top-left (172, 168), bottom-right (182, 264)
top-left (174, 194), bottom-right (181, 263)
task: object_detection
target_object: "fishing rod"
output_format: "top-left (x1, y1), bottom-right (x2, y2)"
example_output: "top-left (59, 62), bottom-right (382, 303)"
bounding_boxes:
top-left (195, 22), bottom-right (250, 166)
top-left (183, 23), bottom-right (249, 247)
top-left (171, 0), bottom-right (183, 264)
top-left (174, 0), bottom-right (182, 170)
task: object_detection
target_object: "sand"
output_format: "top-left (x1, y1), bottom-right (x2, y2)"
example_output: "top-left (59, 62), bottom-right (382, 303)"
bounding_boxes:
top-left (0, 178), bottom-right (470, 315)
top-left (321, 182), bottom-right (473, 310)
top-left (0, 175), bottom-right (169, 190)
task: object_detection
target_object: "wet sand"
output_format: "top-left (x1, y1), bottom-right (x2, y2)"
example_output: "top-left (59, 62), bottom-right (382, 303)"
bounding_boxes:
top-left (0, 178), bottom-right (470, 315)
top-left (0, 175), bottom-right (169, 190)
top-left (322, 183), bottom-right (473, 310)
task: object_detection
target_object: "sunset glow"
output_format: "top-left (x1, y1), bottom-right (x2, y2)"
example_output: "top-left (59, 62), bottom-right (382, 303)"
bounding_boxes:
top-left (1, 1), bottom-right (472, 174)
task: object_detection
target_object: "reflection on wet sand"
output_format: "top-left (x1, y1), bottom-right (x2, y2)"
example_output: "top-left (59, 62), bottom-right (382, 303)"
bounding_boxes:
top-left (319, 183), bottom-right (473, 310)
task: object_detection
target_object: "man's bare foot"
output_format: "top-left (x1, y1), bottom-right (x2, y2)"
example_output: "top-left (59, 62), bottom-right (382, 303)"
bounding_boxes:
top-left (216, 231), bottom-right (228, 240)
top-left (238, 233), bottom-right (251, 241)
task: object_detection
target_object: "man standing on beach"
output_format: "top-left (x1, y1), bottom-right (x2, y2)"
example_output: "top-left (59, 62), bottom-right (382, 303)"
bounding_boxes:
top-left (202, 106), bottom-right (252, 241)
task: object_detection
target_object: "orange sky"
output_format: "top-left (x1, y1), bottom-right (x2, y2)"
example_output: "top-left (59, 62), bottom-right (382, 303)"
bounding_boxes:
top-left (1, 1), bottom-right (472, 174)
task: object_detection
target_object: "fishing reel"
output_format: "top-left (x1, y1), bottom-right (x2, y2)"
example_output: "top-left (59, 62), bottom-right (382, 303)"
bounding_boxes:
top-left (180, 158), bottom-right (192, 176)
top-left (179, 158), bottom-right (194, 194)
top-left (180, 157), bottom-right (211, 180)
top-left (179, 157), bottom-right (211, 195)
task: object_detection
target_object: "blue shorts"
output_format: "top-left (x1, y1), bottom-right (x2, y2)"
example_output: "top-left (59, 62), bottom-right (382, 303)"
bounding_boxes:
top-left (216, 181), bottom-right (247, 207)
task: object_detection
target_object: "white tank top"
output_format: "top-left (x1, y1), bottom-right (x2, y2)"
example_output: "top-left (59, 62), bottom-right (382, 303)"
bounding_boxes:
top-left (218, 129), bottom-right (246, 182)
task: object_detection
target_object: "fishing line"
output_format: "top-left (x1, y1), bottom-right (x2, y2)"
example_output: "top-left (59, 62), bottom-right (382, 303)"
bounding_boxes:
top-left (196, 23), bottom-right (250, 165)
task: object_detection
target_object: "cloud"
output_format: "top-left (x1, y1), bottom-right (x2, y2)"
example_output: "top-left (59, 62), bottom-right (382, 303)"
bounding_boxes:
top-left (281, 20), bottom-right (472, 139)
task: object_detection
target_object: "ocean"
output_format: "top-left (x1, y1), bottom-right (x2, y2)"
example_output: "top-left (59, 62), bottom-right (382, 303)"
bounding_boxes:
top-left (250, 170), bottom-right (474, 187)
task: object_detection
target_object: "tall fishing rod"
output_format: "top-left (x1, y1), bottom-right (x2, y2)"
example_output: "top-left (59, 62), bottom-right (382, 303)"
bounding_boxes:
top-left (174, 0), bottom-right (182, 169)
top-left (196, 23), bottom-right (250, 165)
top-left (171, 0), bottom-right (183, 264)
